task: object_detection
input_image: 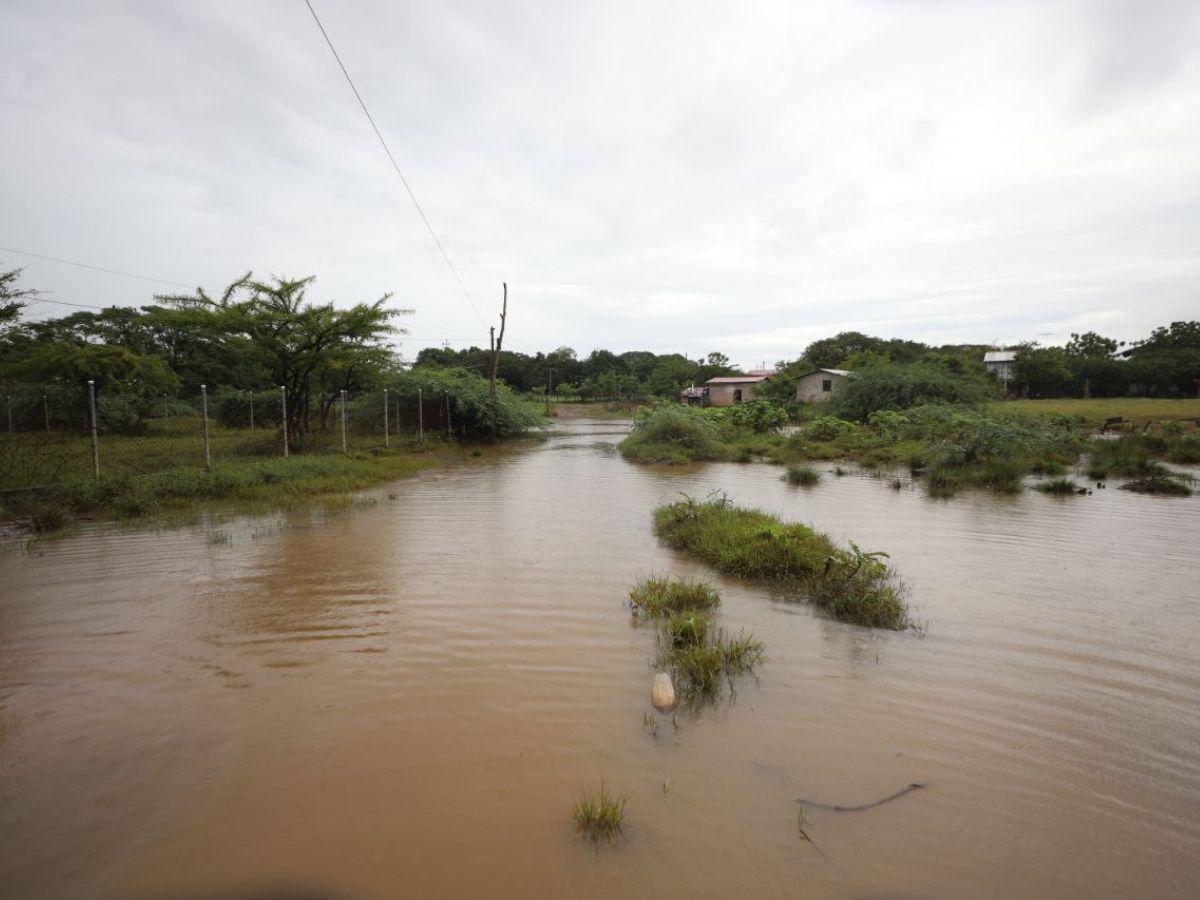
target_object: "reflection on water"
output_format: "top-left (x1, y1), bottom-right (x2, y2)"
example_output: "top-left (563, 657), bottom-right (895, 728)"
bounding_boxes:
top-left (2, 419), bottom-right (1198, 899)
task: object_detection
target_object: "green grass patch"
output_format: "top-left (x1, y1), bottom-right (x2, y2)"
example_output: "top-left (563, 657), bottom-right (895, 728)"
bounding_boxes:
top-left (1120, 475), bottom-right (1193, 496)
top-left (628, 576), bottom-right (721, 618)
top-left (0, 443), bottom-right (475, 531)
top-left (784, 464), bottom-right (820, 486)
top-left (656, 626), bottom-right (765, 702)
top-left (995, 398), bottom-right (1200, 426)
top-left (572, 784), bottom-right (626, 844)
top-left (1034, 478), bottom-right (1084, 495)
top-left (653, 496), bottom-right (909, 630)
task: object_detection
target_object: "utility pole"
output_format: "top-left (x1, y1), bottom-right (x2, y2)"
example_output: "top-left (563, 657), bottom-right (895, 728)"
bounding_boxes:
top-left (545, 366), bottom-right (554, 415)
top-left (383, 387), bottom-right (389, 449)
top-left (489, 283), bottom-right (507, 397)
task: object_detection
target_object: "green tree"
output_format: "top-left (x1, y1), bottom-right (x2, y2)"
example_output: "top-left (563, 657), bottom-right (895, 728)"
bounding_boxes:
top-left (156, 274), bottom-right (405, 446)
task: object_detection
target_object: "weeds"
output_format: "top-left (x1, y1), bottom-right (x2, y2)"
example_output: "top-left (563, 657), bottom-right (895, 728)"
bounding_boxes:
top-left (656, 626), bottom-right (765, 702)
top-left (205, 529), bottom-right (231, 545)
top-left (1120, 475), bottom-right (1193, 496)
top-left (784, 464), bottom-right (820, 486)
top-left (572, 784), bottom-right (626, 844)
top-left (628, 576), bottom-right (721, 618)
top-left (1034, 478), bottom-right (1084, 495)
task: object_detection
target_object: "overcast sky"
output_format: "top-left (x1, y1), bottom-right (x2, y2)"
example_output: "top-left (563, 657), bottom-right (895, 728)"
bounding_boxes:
top-left (2, 0), bottom-right (1198, 368)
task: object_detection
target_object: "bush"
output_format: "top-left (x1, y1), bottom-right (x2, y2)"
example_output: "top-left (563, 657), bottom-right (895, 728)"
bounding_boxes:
top-left (215, 389), bottom-right (281, 428)
top-left (832, 363), bottom-right (995, 421)
top-left (619, 407), bottom-right (725, 463)
top-left (97, 395), bottom-right (147, 436)
top-left (723, 399), bottom-right (788, 433)
top-left (807, 415), bottom-right (858, 442)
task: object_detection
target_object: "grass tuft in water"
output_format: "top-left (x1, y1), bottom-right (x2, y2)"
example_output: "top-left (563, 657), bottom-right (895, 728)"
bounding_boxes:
top-left (1119, 475), bottom-right (1193, 496)
top-left (572, 784), bottom-right (626, 843)
top-left (1034, 478), bottom-right (1083, 495)
top-left (628, 576), bottom-right (721, 618)
top-left (784, 464), bottom-right (820, 486)
top-left (205, 529), bottom-right (231, 544)
top-left (656, 626), bottom-right (765, 702)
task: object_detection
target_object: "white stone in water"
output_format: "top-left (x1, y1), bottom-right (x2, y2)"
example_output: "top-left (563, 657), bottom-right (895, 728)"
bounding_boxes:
top-left (651, 672), bottom-right (676, 710)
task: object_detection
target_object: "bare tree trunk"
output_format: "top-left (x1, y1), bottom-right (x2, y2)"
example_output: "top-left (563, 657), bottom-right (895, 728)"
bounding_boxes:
top-left (489, 283), bottom-right (507, 397)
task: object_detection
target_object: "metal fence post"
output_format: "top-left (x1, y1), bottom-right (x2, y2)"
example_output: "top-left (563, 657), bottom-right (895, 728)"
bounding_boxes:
top-left (383, 387), bottom-right (389, 449)
top-left (340, 389), bottom-right (348, 454)
top-left (280, 385), bottom-right (289, 457)
top-left (6, 395), bottom-right (13, 434)
top-left (201, 384), bottom-right (211, 470)
top-left (417, 388), bottom-right (424, 443)
top-left (444, 390), bottom-right (451, 437)
top-left (249, 390), bottom-right (255, 432)
top-left (88, 379), bottom-right (100, 479)
top-left (43, 394), bottom-right (49, 432)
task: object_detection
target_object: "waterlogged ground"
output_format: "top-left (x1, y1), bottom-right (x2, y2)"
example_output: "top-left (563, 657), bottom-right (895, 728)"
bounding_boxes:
top-left (2, 419), bottom-right (1198, 899)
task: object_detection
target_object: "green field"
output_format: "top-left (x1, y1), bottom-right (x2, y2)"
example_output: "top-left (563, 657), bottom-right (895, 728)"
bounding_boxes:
top-left (993, 398), bottom-right (1200, 426)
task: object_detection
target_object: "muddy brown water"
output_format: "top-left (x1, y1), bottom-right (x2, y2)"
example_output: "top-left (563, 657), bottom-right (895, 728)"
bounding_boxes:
top-left (2, 419), bottom-right (1198, 899)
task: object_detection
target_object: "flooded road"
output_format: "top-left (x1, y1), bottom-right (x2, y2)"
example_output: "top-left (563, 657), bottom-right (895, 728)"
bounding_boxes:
top-left (2, 419), bottom-right (1199, 899)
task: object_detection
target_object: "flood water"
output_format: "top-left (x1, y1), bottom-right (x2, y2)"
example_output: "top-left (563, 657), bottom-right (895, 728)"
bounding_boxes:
top-left (2, 418), bottom-right (1199, 899)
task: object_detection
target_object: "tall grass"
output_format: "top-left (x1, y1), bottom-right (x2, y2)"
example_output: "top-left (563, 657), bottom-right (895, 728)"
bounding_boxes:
top-left (572, 784), bottom-right (626, 843)
top-left (653, 496), bottom-right (909, 630)
top-left (628, 576), bottom-right (721, 618)
top-left (784, 464), bottom-right (820, 486)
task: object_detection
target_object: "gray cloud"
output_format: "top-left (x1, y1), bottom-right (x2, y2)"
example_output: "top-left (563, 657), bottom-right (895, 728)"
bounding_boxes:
top-left (2, 0), bottom-right (1198, 368)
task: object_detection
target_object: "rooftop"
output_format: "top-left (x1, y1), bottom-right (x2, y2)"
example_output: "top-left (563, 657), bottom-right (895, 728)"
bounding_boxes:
top-left (706, 374), bottom-right (772, 384)
top-left (984, 351), bottom-right (1017, 363)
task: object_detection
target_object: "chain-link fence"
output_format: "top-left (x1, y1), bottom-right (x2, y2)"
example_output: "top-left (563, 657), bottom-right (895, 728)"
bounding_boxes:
top-left (0, 382), bottom-right (451, 493)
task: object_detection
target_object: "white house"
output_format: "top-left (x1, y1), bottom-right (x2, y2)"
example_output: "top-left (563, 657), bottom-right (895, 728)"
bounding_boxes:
top-left (983, 350), bottom-right (1017, 383)
top-left (795, 368), bottom-right (855, 403)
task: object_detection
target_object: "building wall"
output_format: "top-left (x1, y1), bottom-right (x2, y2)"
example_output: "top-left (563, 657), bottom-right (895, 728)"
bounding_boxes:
top-left (706, 382), bottom-right (759, 407)
top-left (985, 361), bottom-right (1014, 382)
top-left (796, 372), bottom-right (846, 403)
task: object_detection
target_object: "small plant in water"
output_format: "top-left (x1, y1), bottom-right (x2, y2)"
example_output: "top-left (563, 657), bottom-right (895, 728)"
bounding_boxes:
top-left (572, 784), bottom-right (626, 844)
top-left (629, 576), bottom-right (720, 618)
top-left (784, 464), bottom-right (820, 486)
top-left (205, 529), bottom-right (231, 545)
top-left (1034, 478), bottom-right (1083, 495)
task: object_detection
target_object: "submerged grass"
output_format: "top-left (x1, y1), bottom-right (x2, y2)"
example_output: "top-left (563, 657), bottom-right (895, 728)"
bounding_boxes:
top-left (653, 496), bottom-right (909, 630)
top-left (1034, 478), bottom-right (1084, 495)
top-left (572, 784), bottom-right (626, 844)
top-left (628, 576), bottom-right (721, 618)
top-left (784, 464), bottom-right (820, 486)
top-left (0, 442), bottom-right (478, 531)
top-left (656, 626), bottom-right (765, 702)
top-left (1119, 475), bottom-right (1193, 496)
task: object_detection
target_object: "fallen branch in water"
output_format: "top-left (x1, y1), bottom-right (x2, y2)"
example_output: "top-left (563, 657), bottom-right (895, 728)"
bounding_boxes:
top-left (796, 782), bottom-right (926, 812)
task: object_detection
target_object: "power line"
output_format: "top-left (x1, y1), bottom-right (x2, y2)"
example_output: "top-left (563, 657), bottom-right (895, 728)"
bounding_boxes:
top-left (0, 245), bottom-right (194, 290)
top-left (302, 0), bottom-right (487, 328)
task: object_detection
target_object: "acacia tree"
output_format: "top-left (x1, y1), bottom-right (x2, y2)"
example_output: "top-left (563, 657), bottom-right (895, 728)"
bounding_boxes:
top-left (156, 274), bottom-right (408, 446)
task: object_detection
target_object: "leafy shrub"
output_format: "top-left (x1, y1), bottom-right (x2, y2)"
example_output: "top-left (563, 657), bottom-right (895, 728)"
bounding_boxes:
top-left (807, 415), bottom-right (857, 442)
top-left (832, 363), bottom-right (995, 421)
top-left (619, 407), bottom-right (725, 463)
top-left (723, 399), bottom-right (788, 433)
top-left (97, 395), bottom-right (147, 436)
top-left (215, 389), bottom-right (281, 428)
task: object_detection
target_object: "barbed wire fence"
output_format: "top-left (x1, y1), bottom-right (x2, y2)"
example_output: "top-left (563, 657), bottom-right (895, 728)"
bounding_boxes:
top-left (0, 382), bottom-right (451, 494)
